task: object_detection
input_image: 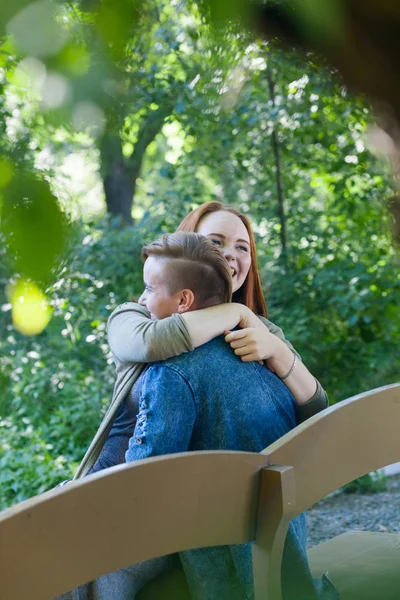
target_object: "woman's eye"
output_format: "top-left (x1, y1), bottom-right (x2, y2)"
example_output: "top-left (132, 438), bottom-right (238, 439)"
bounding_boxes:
top-left (237, 245), bottom-right (249, 252)
top-left (210, 238), bottom-right (222, 246)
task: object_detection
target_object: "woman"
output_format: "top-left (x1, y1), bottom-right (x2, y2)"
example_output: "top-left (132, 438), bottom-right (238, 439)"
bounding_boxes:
top-left (76, 201), bottom-right (327, 478)
top-left (178, 203), bottom-right (325, 409)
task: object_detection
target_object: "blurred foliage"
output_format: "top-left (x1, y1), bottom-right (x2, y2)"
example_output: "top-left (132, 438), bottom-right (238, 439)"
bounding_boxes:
top-left (0, 215), bottom-right (160, 508)
top-left (344, 472), bottom-right (388, 495)
top-left (0, 0), bottom-right (399, 507)
top-left (1, 169), bottom-right (68, 282)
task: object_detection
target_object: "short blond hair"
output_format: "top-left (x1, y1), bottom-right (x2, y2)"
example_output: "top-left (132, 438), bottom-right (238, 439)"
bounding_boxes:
top-left (142, 232), bottom-right (232, 307)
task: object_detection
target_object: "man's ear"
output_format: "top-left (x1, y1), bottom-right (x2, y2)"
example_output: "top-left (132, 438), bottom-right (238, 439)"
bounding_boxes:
top-left (177, 289), bottom-right (195, 313)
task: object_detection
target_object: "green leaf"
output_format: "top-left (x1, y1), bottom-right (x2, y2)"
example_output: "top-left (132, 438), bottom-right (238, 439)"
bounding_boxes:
top-left (0, 169), bottom-right (69, 284)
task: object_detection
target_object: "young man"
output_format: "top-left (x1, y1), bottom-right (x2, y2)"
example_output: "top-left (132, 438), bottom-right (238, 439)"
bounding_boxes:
top-left (64, 232), bottom-right (337, 600)
top-left (87, 231), bottom-right (232, 475)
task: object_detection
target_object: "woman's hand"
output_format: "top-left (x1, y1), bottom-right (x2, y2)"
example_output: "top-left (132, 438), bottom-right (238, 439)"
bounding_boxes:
top-left (226, 322), bottom-right (318, 404)
top-left (224, 326), bottom-right (281, 363)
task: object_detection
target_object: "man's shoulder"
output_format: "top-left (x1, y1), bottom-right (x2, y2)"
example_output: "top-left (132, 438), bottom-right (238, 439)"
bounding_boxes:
top-left (163, 336), bottom-right (230, 365)
top-left (146, 336), bottom-right (235, 378)
top-left (150, 336), bottom-right (264, 388)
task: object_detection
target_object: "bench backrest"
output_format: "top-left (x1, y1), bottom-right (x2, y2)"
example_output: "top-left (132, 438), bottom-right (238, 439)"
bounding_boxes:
top-left (1, 383), bottom-right (399, 600)
top-left (0, 451), bottom-right (268, 599)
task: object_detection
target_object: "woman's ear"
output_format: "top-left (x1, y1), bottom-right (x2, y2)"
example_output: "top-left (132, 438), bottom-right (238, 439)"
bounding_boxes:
top-left (178, 289), bottom-right (195, 313)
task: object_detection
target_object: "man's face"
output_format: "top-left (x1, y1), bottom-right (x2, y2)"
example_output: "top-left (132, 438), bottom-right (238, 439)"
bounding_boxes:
top-left (138, 257), bottom-right (182, 320)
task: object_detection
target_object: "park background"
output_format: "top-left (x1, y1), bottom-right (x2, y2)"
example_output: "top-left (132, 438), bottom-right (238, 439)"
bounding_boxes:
top-left (0, 0), bottom-right (399, 509)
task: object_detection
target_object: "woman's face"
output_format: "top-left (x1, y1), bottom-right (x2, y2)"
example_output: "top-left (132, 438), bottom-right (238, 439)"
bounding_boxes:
top-left (196, 211), bottom-right (252, 293)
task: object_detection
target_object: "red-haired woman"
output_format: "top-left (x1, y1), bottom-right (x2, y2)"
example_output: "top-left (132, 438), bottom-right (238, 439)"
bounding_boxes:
top-left (77, 202), bottom-right (327, 478)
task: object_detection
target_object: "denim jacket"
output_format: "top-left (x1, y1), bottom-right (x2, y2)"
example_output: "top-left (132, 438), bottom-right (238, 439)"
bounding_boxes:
top-left (125, 337), bottom-right (337, 600)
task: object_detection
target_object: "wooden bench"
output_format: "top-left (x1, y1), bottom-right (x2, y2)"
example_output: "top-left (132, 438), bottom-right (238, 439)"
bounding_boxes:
top-left (0, 383), bottom-right (399, 599)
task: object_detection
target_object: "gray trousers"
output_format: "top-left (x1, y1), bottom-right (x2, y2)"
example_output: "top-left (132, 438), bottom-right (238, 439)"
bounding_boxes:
top-left (55, 553), bottom-right (180, 600)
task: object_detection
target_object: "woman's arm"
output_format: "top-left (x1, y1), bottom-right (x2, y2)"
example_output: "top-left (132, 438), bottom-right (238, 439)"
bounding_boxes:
top-left (107, 301), bottom-right (252, 364)
top-left (224, 315), bottom-right (328, 420)
top-left (181, 303), bottom-right (253, 346)
top-left (108, 302), bottom-right (252, 364)
top-left (107, 303), bottom-right (193, 363)
top-left (108, 302), bottom-right (327, 420)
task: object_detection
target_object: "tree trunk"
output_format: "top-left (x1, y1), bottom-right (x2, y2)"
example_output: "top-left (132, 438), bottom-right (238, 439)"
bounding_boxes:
top-left (100, 106), bottom-right (170, 224)
top-left (267, 67), bottom-right (288, 261)
top-left (102, 144), bottom-right (136, 224)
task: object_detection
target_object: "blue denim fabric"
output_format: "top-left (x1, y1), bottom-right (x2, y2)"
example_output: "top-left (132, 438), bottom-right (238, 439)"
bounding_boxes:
top-left (124, 336), bottom-right (338, 600)
top-left (126, 337), bottom-right (297, 459)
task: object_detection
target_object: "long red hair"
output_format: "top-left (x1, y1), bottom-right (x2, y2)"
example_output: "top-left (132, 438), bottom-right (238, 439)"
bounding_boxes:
top-left (177, 202), bottom-right (267, 316)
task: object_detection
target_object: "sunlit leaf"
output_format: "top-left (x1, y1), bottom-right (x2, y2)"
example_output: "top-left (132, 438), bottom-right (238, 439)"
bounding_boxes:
top-left (10, 279), bottom-right (52, 336)
top-left (57, 43), bottom-right (91, 78)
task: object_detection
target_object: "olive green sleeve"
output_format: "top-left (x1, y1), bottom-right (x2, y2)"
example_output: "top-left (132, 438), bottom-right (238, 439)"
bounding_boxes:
top-left (295, 383), bottom-right (329, 422)
top-left (259, 316), bottom-right (300, 357)
top-left (107, 302), bottom-right (194, 364)
top-left (259, 316), bottom-right (329, 421)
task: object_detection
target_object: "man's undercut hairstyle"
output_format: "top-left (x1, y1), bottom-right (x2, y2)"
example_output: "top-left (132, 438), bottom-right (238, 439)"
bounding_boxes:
top-left (142, 232), bottom-right (232, 307)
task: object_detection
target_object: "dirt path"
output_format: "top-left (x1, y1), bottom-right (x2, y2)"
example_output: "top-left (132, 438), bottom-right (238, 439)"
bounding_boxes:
top-left (307, 474), bottom-right (400, 547)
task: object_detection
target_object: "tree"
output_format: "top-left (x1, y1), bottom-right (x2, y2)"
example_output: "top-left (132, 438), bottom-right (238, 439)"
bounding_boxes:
top-left (78, 0), bottom-right (244, 222)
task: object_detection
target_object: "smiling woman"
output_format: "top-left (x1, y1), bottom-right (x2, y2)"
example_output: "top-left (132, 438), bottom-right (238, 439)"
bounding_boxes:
top-left (175, 202), bottom-right (326, 407)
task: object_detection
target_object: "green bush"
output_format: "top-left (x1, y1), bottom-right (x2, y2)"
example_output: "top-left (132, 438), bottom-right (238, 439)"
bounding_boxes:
top-left (0, 416), bottom-right (74, 511)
